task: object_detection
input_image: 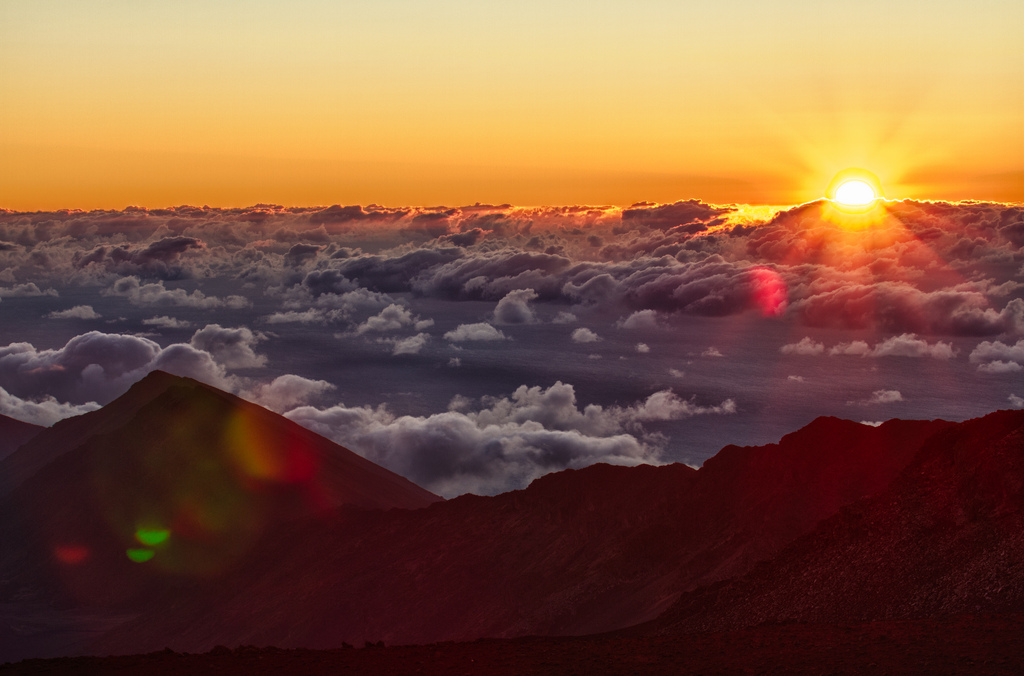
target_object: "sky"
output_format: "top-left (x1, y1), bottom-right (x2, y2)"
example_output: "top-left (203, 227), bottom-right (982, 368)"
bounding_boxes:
top-left (1, 0), bottom-right (1022, 209)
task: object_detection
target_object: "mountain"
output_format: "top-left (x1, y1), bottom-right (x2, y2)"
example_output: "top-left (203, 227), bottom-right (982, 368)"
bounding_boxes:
top-left (647, 409), bottom-right (1024, 635)
top-left (0, 413), bottom-right (43, 462)
top-left (81, 415), bottom-right (947, 654)
top-left (0, 371), bottom-right (440, 661)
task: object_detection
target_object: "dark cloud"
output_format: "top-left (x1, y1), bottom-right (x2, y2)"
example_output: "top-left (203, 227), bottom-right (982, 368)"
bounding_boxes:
top-left (621, 199), bottom-right (732, 230)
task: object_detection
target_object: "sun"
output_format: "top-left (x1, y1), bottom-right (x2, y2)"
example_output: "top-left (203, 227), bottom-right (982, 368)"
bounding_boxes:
top-left (825, 168), bottom-right (885, 213)
top-left (834, 180), bottom-right (876, 206)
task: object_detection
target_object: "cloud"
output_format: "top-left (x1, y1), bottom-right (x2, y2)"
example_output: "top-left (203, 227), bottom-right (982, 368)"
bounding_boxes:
top-left (0, 283), bottom-right (58, 298)
top-left (105, 276), bottom-right (250, 309)
top-left (780, 337), bottom-right (825, 356)
top-left (969, 339), bottom-right (1024, 366)
top-left (636, 343), bottom-right (650, 353)
top-left (788, 375), bottom-right (805, 382)
top-left (849, 389), bottom-right (904, 406)
top-left (46, 305), bottom-right (101, 320)
top-left (355, 304), bottom-right (432, 334)
top-left (1009, 394), bottom-right (1024, 408)
top-left (0, 385), bottom-right (101, 426)
top-left (618, 310), bottom-right (659, 330)
top-left (283, 244), bottom-right (321, 267)
top-left (552, 311), bottom-right (577, 324)
top-left (571, 328), bottom-right (601, 343)
top-left (702, 347), bottom-right (723, 357)
top-left (189, 324), bottom-right (267, 369)
top-left (621, 199), bottom-right (731, 231)
top-left (286, 381), bottom-right (735, 497)
top-left (444, 323), bottom-right (507, 342)
top-left (265, 310), bottom-right (325, 324)
top-left (828, 341), bottom-right (872, 356)
top-left (142, 316), bottom-right (192, 329)
top-left (977, 360), bottom-right (1023, 373)
top-left (811, 334), bottom-right (958, 359)
top-left (246, 374), bottom-right (336, 414)
top-left (0, 331), bottom-right (232, 407)
top-left (865, 334), bottom-right (957, 359)
top-left (390, 333), bottom-right (430, 356)
top-left (493, 288), bottom-right (539, 324)
top-left (74, 236), bottom-right (205, 279)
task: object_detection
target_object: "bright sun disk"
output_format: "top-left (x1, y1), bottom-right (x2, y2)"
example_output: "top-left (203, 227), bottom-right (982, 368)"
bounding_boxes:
top-left (834, 179), bottom-right (876, 206)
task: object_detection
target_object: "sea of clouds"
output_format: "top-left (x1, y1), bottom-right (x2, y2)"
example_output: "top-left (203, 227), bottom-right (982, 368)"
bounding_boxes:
top-left (1, 198), bottom-right (1021, 495)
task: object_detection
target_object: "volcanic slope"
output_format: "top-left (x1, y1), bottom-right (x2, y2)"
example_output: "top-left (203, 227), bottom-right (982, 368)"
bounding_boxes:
top-left (84, 412), bottom-right (947, 654)
top-left (0, 371), bottom-right (441, 661)
top-left (648, 408), bottom-right (1024, 635)
top-left (0, 414), bottom-right (42, 462)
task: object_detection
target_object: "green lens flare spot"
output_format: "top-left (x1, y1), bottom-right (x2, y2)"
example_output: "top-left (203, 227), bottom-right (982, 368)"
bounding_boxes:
top-left (126, 548), bottom-right (155, 563)
top-left (135, 527), bottom-right (170, 546)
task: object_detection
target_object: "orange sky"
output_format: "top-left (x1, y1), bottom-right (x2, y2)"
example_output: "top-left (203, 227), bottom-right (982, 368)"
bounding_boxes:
top-left (1, 0), bottom-right (1022, 210)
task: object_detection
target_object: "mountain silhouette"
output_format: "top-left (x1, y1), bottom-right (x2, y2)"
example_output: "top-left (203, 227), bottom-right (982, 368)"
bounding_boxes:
top-left (646, 408), bottom-right (1024, 635)
top-left (0, 371), bottom-right (440, 660)
top-left (6, 372), bottom-right (1021, 667)
top-left (48, 384), bottom-right (945, 654)
top-left (0, 413), bottom-right (42, 462)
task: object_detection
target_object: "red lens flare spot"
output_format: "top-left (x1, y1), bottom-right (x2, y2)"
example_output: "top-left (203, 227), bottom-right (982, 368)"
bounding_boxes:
top-left (53, 544), bottom-right (90, 565)
top-left (749, 267), bottom-right (788, 317)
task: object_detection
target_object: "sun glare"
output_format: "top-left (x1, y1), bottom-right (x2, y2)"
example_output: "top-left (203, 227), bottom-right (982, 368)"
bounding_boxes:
top-left (825, 168), bottom-right (885, 215)
top-left (834, 180), bottom-right (876, 206)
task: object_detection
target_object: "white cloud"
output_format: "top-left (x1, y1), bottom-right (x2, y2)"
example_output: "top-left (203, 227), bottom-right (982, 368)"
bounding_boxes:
top-left (0, 283), bottom-right (58, 298)
top-left (552, 311), bottom-right (577, 324)
top-left (493, 288), bottom-right (539, 324)
top-left (46, 305), bottom-right (101, 320)
top-left (571, 327), bottom-right (601, 343)
top-left (787, 375), bottom-right (805, 382)
top-left (1009, 394), bottom-right (1024, 408)
top-left (105, 276), bottom-right (250, 309)
top-left (356, 304), bottom-right (427, 334)
top-left (0, 331), bottom-right (234, 411)
top-left (829, 341), bottom-right (872, 356)
top-left (142, 316), bottom-right (192, 329)
top-left (780, 337), bottom-right (825, 356)
top-left (970, 339), bottom-right (1024, 363)
top-left (783, 334), bottom-right (958, 359)
top-left (265, 310), bottom-right (325, 324)
top-left (702, 347), bottom-right (723, 357)
top-left (391, 332), bottom-right (430, 355)
top-left (619, 310), bottom-right (659, 330)
top-left (848, 389), bottom-right (904, 406)
top-left (444, 323), bottom-right (507, 342)
top-left (0, 385), bottom-right (101, 426)
top-left (286, 381), bottom-right (736, 497)
top-left (246, 374), bottom-right (336, 414)
top-left (869, 334), bottom-right (956, 359)
top-left (636, 343), bottom-right (650, 353)
top-left (189, 324), bottom-right (267, 369)
top-left (977, 360), bottom-right (1023, 373)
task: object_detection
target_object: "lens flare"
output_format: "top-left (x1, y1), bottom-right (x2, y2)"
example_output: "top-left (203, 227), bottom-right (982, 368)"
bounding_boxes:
top-left (53, 544), bottom-right (90, 565)
top-left (126, 548), bottom-right (155, 563)
top-left (135, 527), bottom-right (170, 546)
top-left (748, 267), bottom-right (788, 317)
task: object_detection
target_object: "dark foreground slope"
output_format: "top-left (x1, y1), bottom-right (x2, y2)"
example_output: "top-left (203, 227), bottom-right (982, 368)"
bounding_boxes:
top-left (7, 616), bottom-right (1024, 675)
top-left (84, 415), bottom-right (947, 655)
top-left (648, 409), bottom-right (1024, 635)
top-left (0, 415), bottom-right (42, 462)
